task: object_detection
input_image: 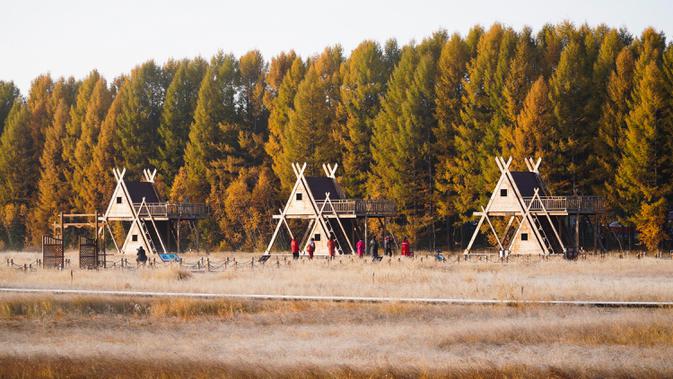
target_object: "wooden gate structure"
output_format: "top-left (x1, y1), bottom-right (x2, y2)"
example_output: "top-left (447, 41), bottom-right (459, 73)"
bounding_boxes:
top-left (79, 236), bottom-right (105, 269)
top-left (41, 235), bottom-right (64, 268)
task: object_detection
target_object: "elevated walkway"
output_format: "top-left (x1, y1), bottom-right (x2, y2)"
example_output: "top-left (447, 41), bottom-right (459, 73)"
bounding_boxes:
top-left (104, 202), bottom-right (208, 221)
top-left (275, 199), bottom-right (396, 219)
top-left (475, 196), bottom-right (605, 216)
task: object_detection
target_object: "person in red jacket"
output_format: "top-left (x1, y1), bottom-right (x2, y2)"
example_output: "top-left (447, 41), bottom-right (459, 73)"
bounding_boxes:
top-left (327, 235), bottom-right (336, 259)
top-left (401, 237), bottom-right (410, 257)
top-left (290, 237), bottom-right (299, 260)
top-left (356, 239), bottom-right (365, 258)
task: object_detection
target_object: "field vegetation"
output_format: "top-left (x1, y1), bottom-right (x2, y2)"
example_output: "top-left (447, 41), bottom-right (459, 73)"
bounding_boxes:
top-left (1, 294), bottom-right (673, 378)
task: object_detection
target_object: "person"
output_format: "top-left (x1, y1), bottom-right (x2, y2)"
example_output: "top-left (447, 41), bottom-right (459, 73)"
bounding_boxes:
top-left (369, 236), bottom-right (379, 260)
top-left (327, 235), bottom-right (336, 259)
top-left (307, 238), bottom-right (315, 259)
top-left (136, 246), bottom-right (148, 265)
top-left (384, 235), bottom-right (393, 257)
top-left (290, 237), bottom-right (299, 260)
top-left (356, 239), bottom-right (365, 258)
top-left (401, 237), bottom-right (410, 257)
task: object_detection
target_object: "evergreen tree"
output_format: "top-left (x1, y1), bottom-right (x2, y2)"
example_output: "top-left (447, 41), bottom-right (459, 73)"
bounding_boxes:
top-left (29, 100), bottom-right (71, 244)
top-left (236, 50), bottom-right (268, 166)
top-left (63, 72), bottom-right (101, 184)
top-left (75, 78), bottom-right (113, 211)
top-left (337, 40), bottom-right (386, 197)
top-left (450, 24), bottom-right (507, 220)
top-left (383, 38), bottom-right (401, 77)
top-left (264, 55), bottom-right (305, 191)
top-left (509, 77), bottom-right (556, 167)
top-left (87, 84), bottom-right (125, 212)
top-left (369, 32), bottom-right (445, 239)
top-left (172, 52), bottom-right (238, 202)
top-left (617, 61), bottom-right (673, 251)
top-left (536, 24), bottom-right (563, 78)
top-left (285, 46), bottom-right (343, 174)
top-left (26, 75), bottom-right (55, 170)
top-left (115, 61), bottom-right (165, 174)
top-left (500, 27), bottom-right (539, 158)
top-left (595, 48), bottom-right (635, 212)
top-left (0, 81), bottom-right (20, 133)
top-left (433, 33), bottom-right (470, 219)
top-left (0, 101), bottom-right (33, 248)
top-left (154, 58), bottom-right (207, 186)
top-left (548, 40), bottom-right (594, 194)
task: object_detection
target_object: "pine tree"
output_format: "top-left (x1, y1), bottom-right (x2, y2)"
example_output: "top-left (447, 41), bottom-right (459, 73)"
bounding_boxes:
top-left (337, 40), bottom-right (386, 197)
top-left (433, 33), bottom-right (470, 219)
top-left (595, 48), bottom-right (635, 212)
top-left (500, 27), bottom-right (539, 158)
top-left (26, 75), bottom-right (55, 171)
top-left (63, 72), bottom-right (101, 181)
top-left (383, 38), bottom-right (401, 77)
top-left (115, 61), bottom-right (165, 174)
top-left (74, 78), bottom-right (113, 211)
top-left (0, 101), bottom-right (33, 248)
top-left (29, 100), bottom-right (71, 244)
top-left (0, 81), bottom-right (20, 133)
top-left (264, 55), bottom-right (305, 191)
top-left (450, 24), bottom-right (507, 220)
top-left (369, 32), bottom-right (446, 239)
top-left (548, 40), bottom-right (594, 194)
top-left (87, 84), bottom-right (125, 212)
top-left (154, 58), bottom-right (207, 186)
top-left (617, 61), bottom-right (673, 251)
top-left (509, 77), bottom-right (556, 167)
top-left (285, 46), bottom-right (343, 174)
top-left (172, 52), bottom-right (238, 202)
top-left (236, 50), bottom-right (268, 166)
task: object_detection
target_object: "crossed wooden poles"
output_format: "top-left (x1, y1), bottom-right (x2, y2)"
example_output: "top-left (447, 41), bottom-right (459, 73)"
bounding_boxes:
top-left (265, 162), bottom-right (354, 255)
top-left (464, 156), bottom-right (566, 256)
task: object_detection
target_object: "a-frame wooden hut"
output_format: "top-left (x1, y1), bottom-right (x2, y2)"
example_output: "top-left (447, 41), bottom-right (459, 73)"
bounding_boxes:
top-left (101, 168), bottom-right (208, 257)
top-left (265, 163), bottom-right (396, 256)
top-left (464, 157), bottom-right (605, 257)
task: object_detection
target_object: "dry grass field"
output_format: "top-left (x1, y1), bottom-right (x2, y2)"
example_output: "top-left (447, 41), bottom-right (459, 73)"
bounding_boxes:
top-left (2, 251), bottom-right (673, 378)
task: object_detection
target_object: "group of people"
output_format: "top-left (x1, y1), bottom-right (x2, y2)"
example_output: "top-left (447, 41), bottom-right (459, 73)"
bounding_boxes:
top-left (289, 234), bottom-right (412, 260)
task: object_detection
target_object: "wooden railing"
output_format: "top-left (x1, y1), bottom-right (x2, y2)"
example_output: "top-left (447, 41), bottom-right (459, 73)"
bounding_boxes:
top-left (133, 203), bottom-right (209, 219)
top-left (522, 196), bottom-right (605, 213)
top-left (314, 199), bottom-right (397, 217)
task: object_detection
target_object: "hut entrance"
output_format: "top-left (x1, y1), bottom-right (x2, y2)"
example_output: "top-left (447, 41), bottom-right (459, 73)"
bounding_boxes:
top-left (41, 235), bottom-right (64, 268)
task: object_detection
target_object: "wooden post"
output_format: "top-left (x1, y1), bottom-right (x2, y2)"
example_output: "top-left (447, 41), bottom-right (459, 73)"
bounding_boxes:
top-left (364, 217), bottom-right (368, 255)
top-left (593, 215), bottom-right (599, 254)
top-left (575, 212), bottom-right (580, 255)
top-left (177, 219), bottom-right (181, 254)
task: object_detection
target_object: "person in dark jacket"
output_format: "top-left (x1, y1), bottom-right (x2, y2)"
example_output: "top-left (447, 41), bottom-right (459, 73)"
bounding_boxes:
top-left (369, 236), bottom-right (379, 260)
top-left (136, 246), bottom-right (148, 265)
top-left (384, 235), bottom-right (393, 257)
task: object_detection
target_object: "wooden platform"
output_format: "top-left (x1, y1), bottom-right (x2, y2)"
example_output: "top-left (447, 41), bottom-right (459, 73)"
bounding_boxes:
top-left (105, 202), bottom-right (208, 221)
top-left (474, 195), bottom-right (605, 216)
top-left (274, 199), bottom-right (396, 219)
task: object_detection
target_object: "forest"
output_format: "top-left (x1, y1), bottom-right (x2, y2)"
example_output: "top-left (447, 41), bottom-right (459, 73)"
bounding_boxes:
top-left (0, 22), bottom-right (672, 252)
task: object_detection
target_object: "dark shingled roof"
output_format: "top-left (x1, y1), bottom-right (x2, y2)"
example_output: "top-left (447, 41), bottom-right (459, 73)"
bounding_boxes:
top-left (305, 177), bottom-right (341, 200)
top-left (125, 181), bottom-right (161, 203)
top-left (510, 171), bottom-right (546, 197)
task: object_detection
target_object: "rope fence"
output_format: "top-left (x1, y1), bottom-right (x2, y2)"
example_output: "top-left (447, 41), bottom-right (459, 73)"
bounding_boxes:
top-left (4, 249), bottom-right (673, 274)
